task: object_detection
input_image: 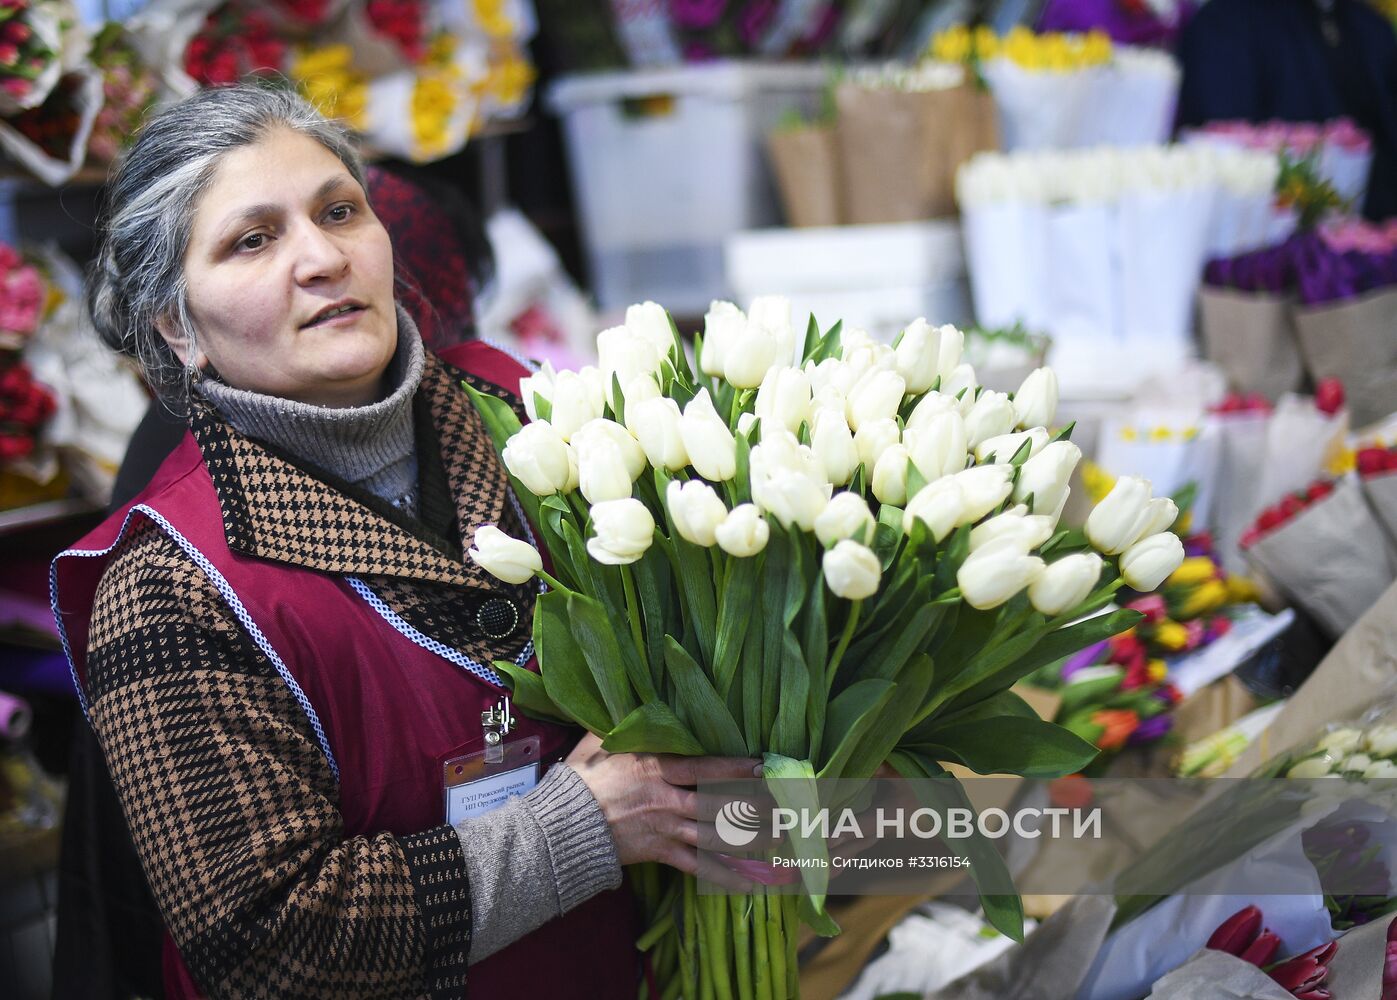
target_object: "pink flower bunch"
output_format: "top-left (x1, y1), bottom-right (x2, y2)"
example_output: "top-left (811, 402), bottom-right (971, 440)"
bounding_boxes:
top-left (0, 242), bottom-right (43, 337)
top-left (1197, 118), bottom-right (1373, 157)
top-left (0, 0), bottom-right (54, 103)
top-left (86, 28), bottom-right (159, 165)
top-left (1318, 217), bottom-right (1397, 255)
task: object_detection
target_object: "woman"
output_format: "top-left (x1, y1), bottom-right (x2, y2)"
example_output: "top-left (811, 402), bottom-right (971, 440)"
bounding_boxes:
top-left (52, 84), bottom-right (755, 999)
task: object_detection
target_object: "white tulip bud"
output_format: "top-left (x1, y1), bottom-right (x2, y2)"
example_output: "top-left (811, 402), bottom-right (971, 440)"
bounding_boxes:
top-left (903, 478), bottom-right (964, 542)
top-left (625, 300), bottom-right (675, 358)
top-left (702, 301), bottom-right (745, 377)
top-left (630, 397), bottom-right (690, 472)
top-left (679, 389), bottom-right (738, 482)
top-left (893, 318), bottom-right (943, 394)
top-left (587, 498), bottom-right (656, 565)
top-left (577, 366), bottom-right (609, 413)
top-left (715, 503), bottom-right (770, 557)
top-left (1119, 532), bottom-right (1186, 591)
top-left (975, 428), bottom-right (1049, 465)
top-left (815, 491), bottom-right (876, 547)
top-left (811, 383), bottom-right (847, 420)
top-left (935, 324), bottom-right (965, 383)
top-left (905, 411), bottom-right (969, 481)
top-left (1365, 760), bottom-right (1397, 780)
top-left (576, 440), bottom-right (635, 504)
top-left (822, 540), bottom-right (882, 600)
top-left (666, 480), bottom-right (728, 547)
top-left (807, 357), bottom-right (860, 398)
top-left (970, 510), bottom-right (1055, 553)
top-left (1086, 475), bottom-right (1154, 554)
top-left (839, 327), bottom-right (878, 359)
top-left (905, 390), bottom-right (957, 433)
top-left (502, 421), bottom-right (573, 497)
top-left (963, 390), bottom-right (1017, 449)
top-left (1286, 756), bottom-right (1336, 779)
top-left (724, 321), bottom-right (780, 389)
top-left (854, 418), bottom-right (901, 474)
top-left (952, 464), bottom-right (1014, 525)
top-left (747, 295), bottom-right (792, 339)
top-left (757, 467), bottom-right (831, 532)
top-left (811, 409), bottom-right (859, 487)
top-left (1342, 753), bottom-right (1373, 773)
top-left (957, 539), bottom-right (1045, 610)
top-left (548, 369), bottom-right (604, 442)
top-left (737, 412), bottom-right (758, 437)
top-left (597, 325), bottom-right (664, 390)
top-left (621, 375), bottom-right (661, 434)
top-left (846, 369), bottom-right (907, 432)
top-left (1014, 441), bottom-right (1081, 519)
top-left (755, 366), bottom-right (813, 434)
top-left (872, 443), bottom-right (912, 505)
top-left (572, 418), bottom-right (647, 481)
top-left (1364, 726), bottom-right (1397, 758)
top-left (1135, 497), bottom-right (1180, 539)
top-left (1028, 553), bottom-right (1103, 616)
top-left (1320, 729), bottom-right (1365, 755)
top-left (942, 364), bottom-right (978, 407)
top-left (518, 360), bottom-right (557, 422)
top-left (468, 525), bottom-right (543, 585)
top-left (1012, 368), bottom-right (1059, 430)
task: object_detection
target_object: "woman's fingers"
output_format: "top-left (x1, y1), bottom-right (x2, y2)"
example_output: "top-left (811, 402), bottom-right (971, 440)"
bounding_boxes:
top-left (656, 754), bottom-right (763, 787)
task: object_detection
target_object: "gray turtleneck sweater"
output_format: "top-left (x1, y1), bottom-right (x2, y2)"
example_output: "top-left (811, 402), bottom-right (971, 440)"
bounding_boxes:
top-left (198, 309), bottom-right (620, 963)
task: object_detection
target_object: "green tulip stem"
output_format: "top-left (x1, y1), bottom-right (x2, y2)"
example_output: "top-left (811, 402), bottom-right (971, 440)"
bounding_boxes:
top-left (766, 888), bottom-right (787, 1000)
top-left (620, 565), bottom-right (649, 669)
top-left (978, 605), bottom-right (1035, 659)
top-left (535, 568), bottom-right (569, 594)
top-left (731, 894), bottom-right (754, 1000)
top-left (752, 890), bottom-right (772, 1000)
top-left (826, 600), bottom-right (863, 692)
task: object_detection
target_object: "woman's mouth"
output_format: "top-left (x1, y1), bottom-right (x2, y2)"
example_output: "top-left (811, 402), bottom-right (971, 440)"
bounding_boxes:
top-left (303, 302), bottom-right (367, 328)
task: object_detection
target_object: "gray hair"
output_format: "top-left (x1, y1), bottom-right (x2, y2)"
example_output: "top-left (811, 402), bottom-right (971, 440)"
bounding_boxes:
top-left (87, 83), bottom-right (367, 411)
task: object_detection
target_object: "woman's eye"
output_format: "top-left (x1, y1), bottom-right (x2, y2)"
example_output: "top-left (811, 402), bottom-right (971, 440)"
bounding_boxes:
top-left (327, 203), bottom-right (354, 222)
top-left (238, 233), bottom-right (266, 251)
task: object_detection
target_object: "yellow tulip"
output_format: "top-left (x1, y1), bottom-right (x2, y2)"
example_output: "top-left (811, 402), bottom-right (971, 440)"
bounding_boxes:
top-left (1177, 579), bottom-right (1228, 618)
top-left (1147, 660), bottom-right (1168, 683)
top-left (1166, 557), bottom-right (1218, 588)
top-left (1153, 621), bottom-right (1190, 652)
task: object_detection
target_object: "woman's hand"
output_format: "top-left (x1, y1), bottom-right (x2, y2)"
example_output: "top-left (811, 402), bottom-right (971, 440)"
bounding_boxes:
top-left (565, 732), bottom-right (761, 890)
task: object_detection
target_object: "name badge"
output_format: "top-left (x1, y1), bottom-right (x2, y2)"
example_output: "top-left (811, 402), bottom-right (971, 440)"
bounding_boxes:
top-left (443, 696), bottom-right (540, 825)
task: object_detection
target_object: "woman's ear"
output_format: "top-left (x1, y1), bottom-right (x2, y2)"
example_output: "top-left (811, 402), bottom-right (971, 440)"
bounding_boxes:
top-left (154, 316), bottom-right (207, 370)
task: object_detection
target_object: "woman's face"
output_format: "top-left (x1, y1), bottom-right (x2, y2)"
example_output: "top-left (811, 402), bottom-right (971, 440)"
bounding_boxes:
top-left (166, 128), bottom-right (397, 407)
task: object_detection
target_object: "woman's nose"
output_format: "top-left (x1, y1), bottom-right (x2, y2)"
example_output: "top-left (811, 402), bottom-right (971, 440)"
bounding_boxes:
top-left (291, 220), bottom-right (350, 285)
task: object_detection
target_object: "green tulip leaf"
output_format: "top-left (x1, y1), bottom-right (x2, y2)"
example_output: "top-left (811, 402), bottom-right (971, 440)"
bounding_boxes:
top-left (903, 715), bottom-right (1100, 778)
top-left (603, 702), bottom-right (704, 756)
top-left (763, 753), bottom-right (829, 913)
top-left (491, 659), bottom-right (572, 726)
top-left (663, 636), bottom-right (747, 756)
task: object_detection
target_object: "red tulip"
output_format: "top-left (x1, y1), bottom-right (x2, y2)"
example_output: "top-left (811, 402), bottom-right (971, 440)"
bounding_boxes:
top-left (1314, 378), bottom-right (1345, 415)
top-left (1240, 929), bottom-right (1281, 966)
top-left (1306, 480), bottom-right (1334, 502)
top-left (1279, 494), bottom-right (1305, 518)
top-left (1269, 941), bottom-right (1338, 995)
top-left (1257, 507), bottom-right (1285, 532)
top-left (1207, 905), bottom-right (1262, 955)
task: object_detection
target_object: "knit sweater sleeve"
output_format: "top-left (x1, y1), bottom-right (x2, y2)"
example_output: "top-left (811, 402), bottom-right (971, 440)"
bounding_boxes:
top-left (83, 519), bottom-right (469, 999)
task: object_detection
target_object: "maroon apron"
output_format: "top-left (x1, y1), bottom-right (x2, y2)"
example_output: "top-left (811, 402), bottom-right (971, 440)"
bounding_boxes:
top-left (52, 342), bottom-right (639, 999)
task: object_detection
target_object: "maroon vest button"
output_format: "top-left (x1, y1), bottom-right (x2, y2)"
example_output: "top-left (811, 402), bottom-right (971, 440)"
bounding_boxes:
top-left (476, 597), bottom-right (520, 639)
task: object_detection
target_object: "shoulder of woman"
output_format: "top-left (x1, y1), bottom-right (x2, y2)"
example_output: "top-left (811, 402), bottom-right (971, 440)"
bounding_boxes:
top-left (437, 339), bottom-right (534, 395)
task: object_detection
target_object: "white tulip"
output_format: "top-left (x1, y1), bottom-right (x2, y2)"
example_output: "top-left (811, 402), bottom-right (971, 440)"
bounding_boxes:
top-left (1365, 760), bottom-right (1397, 780)
top-left (1319, 729), bottom-right (1365, 755)
top-left (1014, 441), bottom-right (1081, 519)
top-left (839, 327), bottom-right (878, 360)
top-left (750, 430), bottom-right (825, 496)
top-left (846, 369), bottom-right (907, 432)
top-left (724, 321), bottom-right (781, 389)
top-left (502, 421), bottom-right (573, 497)
top-left (934, 324), bottom-right (965, 383)
top-left (815, 492), bottom-right (876, 547)
top-left (576, 440), bottom-right (635, 504)
top-left (577, 366), bottom-right (609, 414)
top-left (970, 510), bottom-right (1055, 552)
top-left (747, 295), bottom-right (792, 340)
top-left (872, 443), bottom-right (912, 505)
top-left (715, 503), bottom-right (770, 557)
top-left (811, 383), bottom-right (847, 420)
top-left (811, 409), bottom-right (859, 486)
top-left (1119, 532), bottom-right (1185, 591)
top-left (758, 467), bottom-right (831, 531)
top-left (952, 464), bottom-right (1014, 525)
top-left (1286, 756), bottom-right (1336, 779)
top-left (702, 301), bottom-right (746, 377)
top-left (903, 478), bottom-right (964, 542)
top-left (1342, 753), bottom-right (1373, 773)
top-left (572, 418), bottom-right (647, 481)
top-left (957, 539), bottom-right (1045, 610)
top-left (597, 325), bottom-right (663, 390)
top-left (621, 375), bottom-right (661, 434)
top-left (755, 366), bottom-right (813, 434)
top-left (1365, 726), bottom-right (1397, 757)
top-left (853, 418), bottom-right (901, 476)
top-left (630, 397), bottom-right (690, 472)
top-left (518, 360), bottom-right (557, 423)
top-left (1135, 497), bottom-right (1180, 539)
top-left (1028, 553), bottom-right (1103, 616)
top-left (625, 300), bottom-right (675, 358)
top-left (963, 390), bottom-right (1017, 449)
top-left (679, 389), bottom-right (738, 482)
top-left (1012, 368), bottom-right (1059, 430)
top-left (975, 428), bottom-right (1048, 465)
top-left (807, 357), bottom-right (860, 398)
top-left (737, 412), bottom-right (758, 437)
top-left (895, 318), bottom-right (946, 394)
top-left (548, 369), bottom-right (604, 442)
top-left (822, 540), bottom-right (882, 600)
top-left (468, 525), bottom-right (543, 585)
top-left (905, 390), bottom-right (958, 433)
top-left (942, 364), bottom-right (978, 407)
top-left (905, 411), bottom-right (969, 481)
top-left (1086, 475), bottom-right (1154, 554)
top-left (587, 498), bottom-right (655, 565)
top-left (666, 480), bottom-right (727, 547)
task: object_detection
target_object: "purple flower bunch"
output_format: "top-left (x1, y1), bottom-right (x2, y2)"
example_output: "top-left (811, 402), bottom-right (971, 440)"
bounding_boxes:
top-left (1204, 228), bottom-right (1397, 305)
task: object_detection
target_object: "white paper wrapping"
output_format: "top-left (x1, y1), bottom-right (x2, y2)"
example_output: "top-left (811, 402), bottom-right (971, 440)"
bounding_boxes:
top-left (1363, 471), bottom-right (1397, 547)
top-left (962, 200), bottom-right (1050, 330)
top-left (981, 58), bottom-right (1098, 151)
top-left (0, 67), bottom-right (102, 186)
top-left (1116, 187), bottom-right (1214, 349)
top-left (1044, 201), bottom-right (1116, 343)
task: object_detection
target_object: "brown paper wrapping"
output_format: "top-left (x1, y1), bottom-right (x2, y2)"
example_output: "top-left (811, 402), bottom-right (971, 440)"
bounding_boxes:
top-left (1145, 948), bottom-right (1295, 999)
top-left (835, 82), bottom-right (998, 224)
top-left (1362, 471), bottom-right (1397, 547)
top-left (1243, 475), bottom-right (1397, 639)
top-left (1225, 581), bottom-right (1397, 776)
top-left (1197, 287), bottom-right (1304, 400)
top-left (766, 125), bottom-right (842, 228)
top-left (1293, 287), bottom-right (1397, 429)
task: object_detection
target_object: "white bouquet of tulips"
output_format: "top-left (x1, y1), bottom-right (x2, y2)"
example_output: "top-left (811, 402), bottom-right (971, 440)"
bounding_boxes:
top-left (463, 298), bottom-right (1186, 1000)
